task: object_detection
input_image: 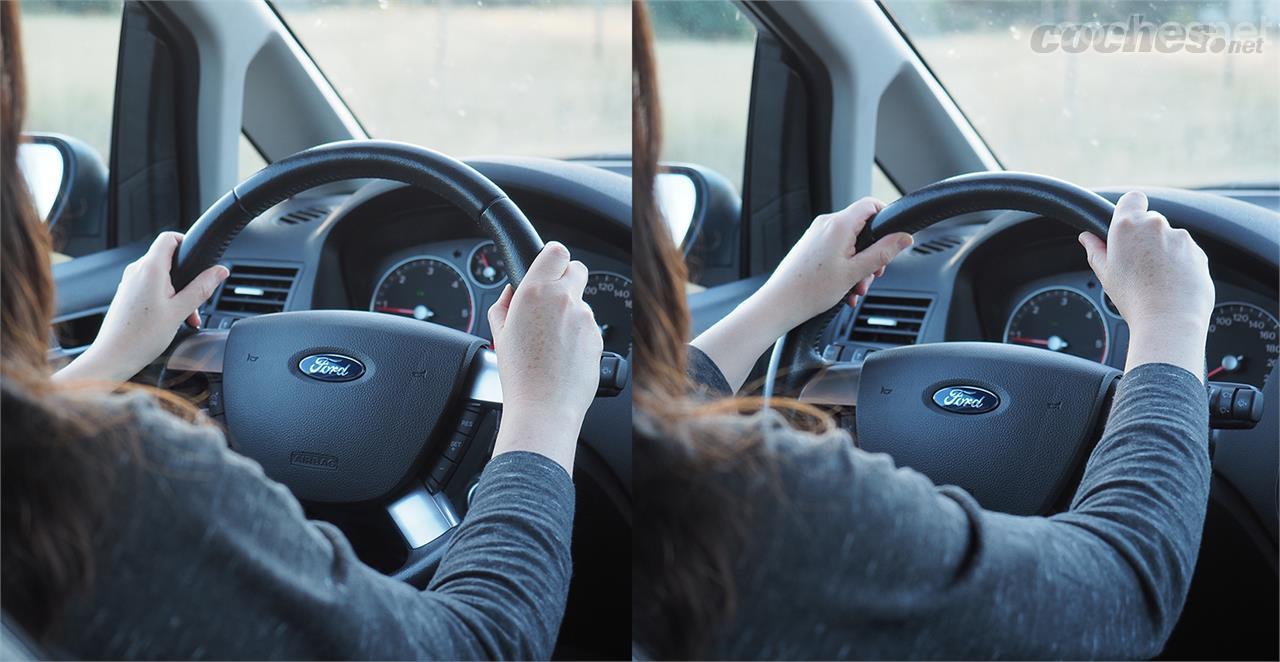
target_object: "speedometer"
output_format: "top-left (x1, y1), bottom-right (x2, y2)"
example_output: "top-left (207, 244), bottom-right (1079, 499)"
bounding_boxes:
top-left (370, 257), bottom-right (475, 333)
top-left (584, 272), bottom-right (632, 355)
top-left (1206, 302), bottom-right (1278, 388)
top-left (1004, 287), bottom-right (1108, 363)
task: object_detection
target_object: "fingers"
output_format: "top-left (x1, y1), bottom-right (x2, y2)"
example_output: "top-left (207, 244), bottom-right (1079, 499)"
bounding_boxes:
top-left (849, 232), bottom-right (912, 278)
top-left (563, 260), bottom-right (589, 299)
top-left (824, 197), bottom-right (885, 252)
top-left (142, 231), bottom-right (184, 268)
top-left (173, 264), bottom-right (229, 311)
top-left (852, 274), bottom-right (874, 297)
top-left (1113, 190), bottom-right (1148, 220)
top-left (487, 284), bottom-right (514, 337)
top-left (1078, 232), bottom-right (1107, 274)
top-left (186, 310), bottom-right (202, 329)
top-left (522, 241), bottom-right (571, 284)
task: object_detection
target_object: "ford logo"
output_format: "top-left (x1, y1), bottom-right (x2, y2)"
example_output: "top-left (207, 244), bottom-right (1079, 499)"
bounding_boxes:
top-left (298, 354), bottom-right (365, 382)
top-left (931, 385), bottom-right (1000, 414)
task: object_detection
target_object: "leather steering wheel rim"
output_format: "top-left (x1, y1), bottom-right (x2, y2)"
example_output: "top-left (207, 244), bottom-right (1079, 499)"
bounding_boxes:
top-left (172, 140), bottom-right (544, 291)
top-left (776, 171), bottom-right (1117, 395)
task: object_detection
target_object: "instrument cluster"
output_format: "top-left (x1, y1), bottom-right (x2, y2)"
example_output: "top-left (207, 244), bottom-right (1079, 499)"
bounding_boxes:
top-left (1000, 272), bottom-right (1277, 388)
top-left (369, 238), bottom-right (633, 355)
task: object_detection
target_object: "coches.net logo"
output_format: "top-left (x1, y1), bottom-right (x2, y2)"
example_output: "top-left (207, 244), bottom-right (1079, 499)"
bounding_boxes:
top-left (1030, 14), bottom-right (1268, 55)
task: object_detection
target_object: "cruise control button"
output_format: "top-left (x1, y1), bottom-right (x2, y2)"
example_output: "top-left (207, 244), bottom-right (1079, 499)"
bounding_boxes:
top-left (428, 458), bottom-right (457, 491)
top-left (457, 408), bottom-right (483, 436)
top-left (443, 432), bottom-right (470, 462)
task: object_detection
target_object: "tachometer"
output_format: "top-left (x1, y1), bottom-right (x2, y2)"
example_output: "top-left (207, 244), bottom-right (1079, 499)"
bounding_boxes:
top-left (584, 271), bottom-right (632, 355)
top-left (1004, 286), bottom-right (1108, 363)
top-left (1206, 302), bottom-right (1278, 388)
top-left (370, 257), bottom-right (475, 333)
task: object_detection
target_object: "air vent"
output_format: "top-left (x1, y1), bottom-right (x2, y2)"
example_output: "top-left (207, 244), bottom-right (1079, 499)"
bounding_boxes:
top-left (213, 265), bottom-right (298, 315)
top-left (911, 235), bottom-right (964, 255)
top-left (277, 206), bottom-right (331, 226)
top-left (846, 295), bottom-right (932, 346)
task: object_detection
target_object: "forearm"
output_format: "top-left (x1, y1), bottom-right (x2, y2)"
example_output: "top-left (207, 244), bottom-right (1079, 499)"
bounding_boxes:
top-left (52, 344), bottom-right (138, 383)
top-left (427, 451), bottom-right (575, 660)
top-left (690, 292), bottom-right (797, 393)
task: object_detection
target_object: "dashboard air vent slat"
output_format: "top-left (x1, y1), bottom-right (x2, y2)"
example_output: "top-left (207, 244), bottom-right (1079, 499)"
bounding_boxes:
top-left (214, 265), bottom-right (298, 315)
top-left (912, 236), bottom-right (964, 255)
top-left (277, 206), bottom-right (332, 225)
top-left (847, 295), bottom-right (933, 346)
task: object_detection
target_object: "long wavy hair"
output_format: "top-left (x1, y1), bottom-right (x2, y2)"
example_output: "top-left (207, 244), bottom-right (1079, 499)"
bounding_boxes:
top-left (1, 3), bottom-right (202, 640)
top-left (631, 3), bottom-right (835, 658)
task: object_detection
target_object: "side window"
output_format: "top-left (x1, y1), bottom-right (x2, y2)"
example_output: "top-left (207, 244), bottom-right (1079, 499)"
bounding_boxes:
top-left (650, 1), bottom-right (757, 193)
top-left (18, 1), bottom-right (122, 259)
top-left (872, 163), bottom-right (902, 204)
top-left (19, 1), bottom-right (122, 162)
top-left (239, 134), bottom-right (267, 181)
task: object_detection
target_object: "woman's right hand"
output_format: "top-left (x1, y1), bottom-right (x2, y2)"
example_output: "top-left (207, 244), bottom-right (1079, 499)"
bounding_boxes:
top-left (486, 242), bottom-right (603, 473)
top-left (756, 197), bottom-right (914, 331)
top-left (1079, 191), bottom-right (1214, 379)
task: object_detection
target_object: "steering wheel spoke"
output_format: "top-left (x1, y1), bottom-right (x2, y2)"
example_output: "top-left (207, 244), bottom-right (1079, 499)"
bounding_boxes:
top-left (388, 483), bottom-right (460, 549)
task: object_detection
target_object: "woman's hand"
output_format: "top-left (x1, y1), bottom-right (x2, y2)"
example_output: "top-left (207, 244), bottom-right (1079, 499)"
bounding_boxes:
top-left (487, 242), bottom-right (603, 473)
top-left (1079, 191), bottom-right (1214, 380)
top-left (756, 197), bottom-right (914, 330)
top-left (692, 197), bottom-right (913, 392)
top-left (54, 232), bottom-right (229, 383)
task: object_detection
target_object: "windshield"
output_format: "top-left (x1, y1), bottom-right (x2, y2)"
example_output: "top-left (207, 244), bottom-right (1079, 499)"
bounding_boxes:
top-left (274, 0), bottom-right (628, 159)
top-left (881, 1), bottom-right (1279, 188)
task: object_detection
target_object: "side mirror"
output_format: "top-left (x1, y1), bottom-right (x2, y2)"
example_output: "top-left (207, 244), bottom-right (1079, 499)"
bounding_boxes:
top-left (18, 133), bottom-right (108, 256)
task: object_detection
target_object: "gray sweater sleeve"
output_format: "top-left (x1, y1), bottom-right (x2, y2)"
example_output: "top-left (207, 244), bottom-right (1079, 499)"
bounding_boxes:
top-left (689, 353), bottom-right (1210, 659)
top-left (65, 394), bottom-right (574, 661)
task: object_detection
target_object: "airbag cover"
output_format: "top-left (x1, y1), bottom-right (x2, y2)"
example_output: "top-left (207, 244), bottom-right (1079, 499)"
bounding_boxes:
top-left (856, 342), bottom-right (1120, 515)
top-left (222, 310), bottom-right (486, 503)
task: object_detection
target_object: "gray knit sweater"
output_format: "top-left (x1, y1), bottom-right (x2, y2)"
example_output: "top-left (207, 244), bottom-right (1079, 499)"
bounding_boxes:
top-left (56, 392), bottom-right (575, 660)
top-left (682, 348), bottom-right (1209, 659)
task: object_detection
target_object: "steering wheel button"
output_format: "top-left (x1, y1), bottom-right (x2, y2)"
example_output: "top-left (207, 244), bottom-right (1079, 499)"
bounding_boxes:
top-left (457, 410), bottom-right (482, 434)
top-left (443, 432), bottom-right (470, 462)
top-left (429, 457), bottom-right (458, 489)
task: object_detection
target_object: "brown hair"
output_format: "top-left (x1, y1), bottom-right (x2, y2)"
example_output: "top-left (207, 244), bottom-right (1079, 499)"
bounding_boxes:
top-left (631, 3), bottom-right (835, 658)
top-left (1, 2), bottom-right (200, 640)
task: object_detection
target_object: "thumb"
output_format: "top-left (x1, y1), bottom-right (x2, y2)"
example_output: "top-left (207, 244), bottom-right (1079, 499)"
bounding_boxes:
top-left (1078, 232), bottom-right (1107, 275)
top-left (849, 232), bottom-right (913, 280)
top-left (174, 264), bottom-right (229, 311)
top-left (487, 284), bottom-right (514, 343)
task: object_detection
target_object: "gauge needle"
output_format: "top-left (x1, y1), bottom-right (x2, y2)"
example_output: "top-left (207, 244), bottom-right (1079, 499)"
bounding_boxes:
top-left (1009, 335), bottom-right (1069, 351)
top-left (1207, 355), bottom-right (1244, 379)
top-left (375, 305), bottom-right (434, 321)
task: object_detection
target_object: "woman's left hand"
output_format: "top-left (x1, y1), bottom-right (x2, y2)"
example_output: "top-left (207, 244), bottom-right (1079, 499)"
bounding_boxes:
top-left (55, 232), bottom-right (229, 383)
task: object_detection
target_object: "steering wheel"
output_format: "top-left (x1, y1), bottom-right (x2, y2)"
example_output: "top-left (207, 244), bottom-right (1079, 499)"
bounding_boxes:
top-left (162, 140), bottom-right (546, 584)
top-left (786, 172), bottom-right (1123, 516)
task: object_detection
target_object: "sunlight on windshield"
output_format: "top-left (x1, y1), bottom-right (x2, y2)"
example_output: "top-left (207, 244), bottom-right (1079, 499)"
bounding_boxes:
top-left (275, 0), bottom-right (629, 159)
top-left (882, 1), bottom-right (1280, 188)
